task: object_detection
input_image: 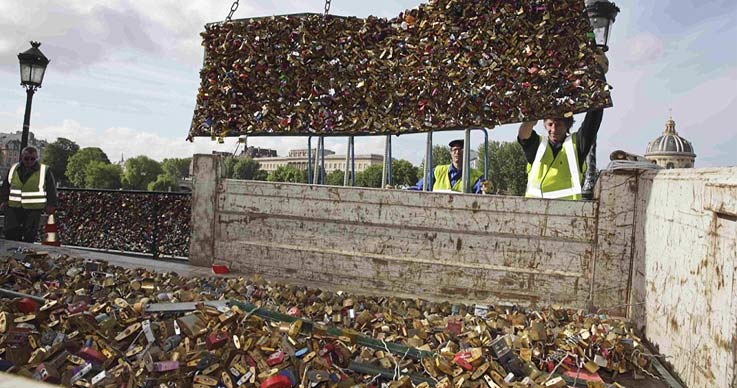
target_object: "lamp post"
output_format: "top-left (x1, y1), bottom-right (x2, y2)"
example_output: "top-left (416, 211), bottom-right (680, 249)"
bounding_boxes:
top-left (585, 0), bottom-right (620, 52)
top-left (17, 41), bottom-right (50, 151)
top-left (582, 1), bottom-right (619, 199)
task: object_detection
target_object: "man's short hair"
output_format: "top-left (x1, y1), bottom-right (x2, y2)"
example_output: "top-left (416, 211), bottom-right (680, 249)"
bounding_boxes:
top-left (21, 146), bottom-right (39, 155)
top-left (545, 117), bottom-right (576, 132)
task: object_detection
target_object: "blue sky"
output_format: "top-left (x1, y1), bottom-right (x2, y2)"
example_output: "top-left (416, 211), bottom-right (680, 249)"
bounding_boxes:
top-left (0, 0), bottom-right (734, 167)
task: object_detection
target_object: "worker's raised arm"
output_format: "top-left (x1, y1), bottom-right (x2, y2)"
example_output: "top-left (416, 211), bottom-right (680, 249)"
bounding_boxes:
top-left (518, 120), bottom-right (537, 140)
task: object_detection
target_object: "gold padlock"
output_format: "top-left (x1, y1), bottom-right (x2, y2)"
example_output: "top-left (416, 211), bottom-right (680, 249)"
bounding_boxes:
top-left (125, 345), bottom-right (144, 358)
top-left (40, 300), bottom-right (59, 312)
top-left (288, 320), bottom-right (302, 339)
top-left (222, 371), bottom-right (234, 388)
top-left (115, 322), bottom-right (141, 342)
top-left (67, 354), bottom-right (86, 365)
top-left (471, 362), bottom-right (490, 380)
top-left (302, 351), bottom-right (316, 364)
top-left (193, 375), bottom-right (219, 386)
top-left (202, 362), bottom-right (220, 375)
top-left (27, 347), bottom-right (47, 364)
top-left (14, 314), bottom-right (36, 323)
top-left (114, 298), bottom-right (129, 309)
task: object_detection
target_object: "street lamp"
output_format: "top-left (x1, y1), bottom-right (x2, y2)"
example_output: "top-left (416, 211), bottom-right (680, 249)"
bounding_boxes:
top-left (582, 1), bottom-right (619, 199)
top-left (17, 41), bottom-right (50, 150)
top-left (585, 0), bottom-right (620, 52)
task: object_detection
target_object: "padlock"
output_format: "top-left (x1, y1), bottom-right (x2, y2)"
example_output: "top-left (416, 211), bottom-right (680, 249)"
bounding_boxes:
top-left (152, 360), bottom-right (180, 372)
top-left (202, 362), bottom-right (220, 375)
top-left (18, 297), bottom-right (39, 313)
top-left (544, 377), bottom-right (567, 388)
top-left (206, 331), bottom-right (228, 350)
top-left (114, 322), bottom-right (141, 342)
top-left (193, 374), bottom-right (219, 386)
top-left (34, 363), bottom-right (61, 384)
top-left (78, 347), bottom-right (107, 364)
top-left (266, 351), bottom-right (286, 367)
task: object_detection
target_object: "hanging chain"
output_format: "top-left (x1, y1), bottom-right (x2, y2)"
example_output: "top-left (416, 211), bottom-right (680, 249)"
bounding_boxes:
top-left (323, 0), bottom-right (331, 16)
top-left (225, 0), bottom-right (240, 21)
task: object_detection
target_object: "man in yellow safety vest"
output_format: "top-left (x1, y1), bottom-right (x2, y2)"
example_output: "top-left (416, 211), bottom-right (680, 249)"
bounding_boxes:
top-left (517, 110), bottom-right (603, 200)
top-left (409, 139), bottom-right (491, 194)
top-left (518, 53), bottom-right (608, 200)
top-left (0, 146), bottom-right (57, 242)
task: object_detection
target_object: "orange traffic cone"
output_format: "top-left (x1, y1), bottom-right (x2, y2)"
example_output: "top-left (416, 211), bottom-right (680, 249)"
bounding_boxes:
top-left (43, 213), bottom-right (60, 246)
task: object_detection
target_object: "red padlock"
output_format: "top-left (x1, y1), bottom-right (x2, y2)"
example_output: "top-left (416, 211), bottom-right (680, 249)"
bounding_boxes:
top-left (66, 301), bottom-right (88, 315)
top-left (446, 319), bottom-right (463, 336)
top-left (246, 355), bottom-right (257, 367)
top-left (78, 347), bottom-right (107, 364)
top-left (267, 351), bottom-right (286, 367)
top-left (260, 374), bottom-right (292, 388)
top-left (206, 331), bottom-right (229, 350)
top-left (211, 264), bottom-right (230, 274)
top-left (18, 297), bottom-right (39, 313)
top-left (453, 351), bottom-right (474, 371)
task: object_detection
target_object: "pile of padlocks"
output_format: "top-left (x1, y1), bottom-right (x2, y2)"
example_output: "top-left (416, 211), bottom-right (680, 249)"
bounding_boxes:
top-left (54, 191), bottom-right (191, 257)
top-left (0, 250), bottom-right (659, 388)
top-left (189, 0), bottom-right (612, 139)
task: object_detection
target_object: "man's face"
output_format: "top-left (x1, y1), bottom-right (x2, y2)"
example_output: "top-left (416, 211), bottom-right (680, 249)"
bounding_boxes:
top-left (21, 151), bottom-right (38, 168)
top-left (450, 145), bottom-right (463, 166)
top-left (544, 119), bottom-right (570, 144)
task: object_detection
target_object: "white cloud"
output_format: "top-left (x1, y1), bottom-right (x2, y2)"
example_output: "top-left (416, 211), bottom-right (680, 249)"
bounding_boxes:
top-left (27, 118), bottom-right (390, 163)
top-left (621, 33), bottom-right (666, 65)
top-left (32, 119), bottom-right (231, 161)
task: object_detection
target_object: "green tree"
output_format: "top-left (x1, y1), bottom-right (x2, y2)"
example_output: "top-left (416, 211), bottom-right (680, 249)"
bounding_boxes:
top-left (122, 156), bottom-right (163, 190)
top-left (148, 174), bottom-right (180, 192)
top-left (418, 144), bottom-right (452, 174)
top-left (390, 159), bottom-right (419, 187)
top-left (355, 164), bottom-right (383, 188)
top-left (232, 158), bottom-right (268, 181)
top-left (222, 156), bottom-right (238, 178)
top-left (84, 161), bottom-right (122, 189)
top-left (267, 165), bottom-right (307, 183)
top-left (325, 170), bottom-right (345, 186)
top-left (161, 157), bottom-right (191, 180)
top-left (42, 138), bottom-right (80, 186)
top-left (65, 147), bottom-right (110, 188)
top-left (477, 141), bottom-right (528, 195)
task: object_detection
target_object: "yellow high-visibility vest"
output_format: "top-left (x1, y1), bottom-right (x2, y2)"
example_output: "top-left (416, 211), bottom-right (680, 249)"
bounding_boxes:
top-left (432, 165), bottom-right (482, 193)
top-left (525, 133), bottom-right (586, 200)
top-left (8, 163), bottom-right (47, 209)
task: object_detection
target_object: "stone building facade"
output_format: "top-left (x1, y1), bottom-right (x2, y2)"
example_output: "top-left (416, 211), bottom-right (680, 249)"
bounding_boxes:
top-left (0, 131), bottom-right (48, 180)
top-left (255, 149), bottom-right (383, 173)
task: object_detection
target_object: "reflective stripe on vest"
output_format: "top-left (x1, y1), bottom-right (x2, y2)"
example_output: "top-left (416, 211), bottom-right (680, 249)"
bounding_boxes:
top-left (8, 163), bottom-right (47, 209)
top-left (432, 165), bottom-right (482, 193)
top-left (525, 133), bottom-right (583, 200)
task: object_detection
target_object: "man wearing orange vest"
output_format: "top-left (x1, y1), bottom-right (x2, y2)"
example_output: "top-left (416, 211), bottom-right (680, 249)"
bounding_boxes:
top-left (0, 146), bottom-right (57, 242)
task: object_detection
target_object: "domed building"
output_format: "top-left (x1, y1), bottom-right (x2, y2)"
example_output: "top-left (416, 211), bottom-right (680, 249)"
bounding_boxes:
top-left (645, 115), bottom-right (696, 169)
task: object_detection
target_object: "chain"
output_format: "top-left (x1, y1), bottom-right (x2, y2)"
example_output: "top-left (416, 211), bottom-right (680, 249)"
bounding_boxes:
top-left (225, 0), bottom-right (240, 22)
top-left (324, 0), bottom-right (331, 16)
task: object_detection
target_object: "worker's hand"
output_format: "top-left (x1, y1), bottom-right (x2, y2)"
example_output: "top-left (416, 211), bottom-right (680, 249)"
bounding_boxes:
top-left (594, 52), bottom-right (609, 74)
top-left (45, 205), bottom-right (55, 214)
top-left (481, 180), bottom-right (494, 195)
top-left (518, 120), bottom-right (537, 140)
